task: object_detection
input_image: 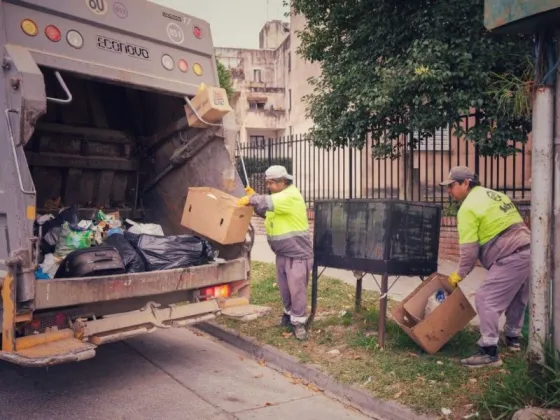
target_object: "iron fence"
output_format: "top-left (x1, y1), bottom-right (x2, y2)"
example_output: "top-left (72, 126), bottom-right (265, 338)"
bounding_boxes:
top-left (235, 116), bottom-right (531, 212)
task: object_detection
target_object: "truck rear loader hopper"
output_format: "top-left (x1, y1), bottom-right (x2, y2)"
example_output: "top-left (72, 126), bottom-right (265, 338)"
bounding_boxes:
top-left (0, 0), bottom-right (261, 367)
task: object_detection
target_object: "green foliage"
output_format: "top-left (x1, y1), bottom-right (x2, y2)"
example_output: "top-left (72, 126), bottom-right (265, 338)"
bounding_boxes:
top-left (443, 200), bottom-right (460, 217)
top-left (216, 59), bottom-right (234, 100)
top-left (291, 0), bottom-right (534, 158)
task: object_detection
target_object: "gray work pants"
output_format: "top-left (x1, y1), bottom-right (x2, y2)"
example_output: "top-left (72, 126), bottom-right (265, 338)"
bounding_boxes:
top-left (276, 255), bottom-right (313, 324)
top-left (475, 248), bottom-right (530, 347)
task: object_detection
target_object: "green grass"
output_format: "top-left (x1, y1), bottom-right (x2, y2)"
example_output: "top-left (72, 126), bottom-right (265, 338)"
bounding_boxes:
top-left (219, 261), bottom-right (559, 419)
top-left (479, 340), bottom-right (560, 419)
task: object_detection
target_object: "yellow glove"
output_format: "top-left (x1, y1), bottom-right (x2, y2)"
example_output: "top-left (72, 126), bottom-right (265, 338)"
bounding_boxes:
top-left (237, 196), bottom-right (250, 207)
top-left (448, 272), bottom-right (462, 289)
top-left (245, 186), bottom-right (256, 197)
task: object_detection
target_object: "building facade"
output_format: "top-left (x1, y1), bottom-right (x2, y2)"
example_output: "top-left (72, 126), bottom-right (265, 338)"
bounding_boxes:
top-left (216, 21), bottom-right (291, 146)
top-left (217, 13), bottom-right (531, 202)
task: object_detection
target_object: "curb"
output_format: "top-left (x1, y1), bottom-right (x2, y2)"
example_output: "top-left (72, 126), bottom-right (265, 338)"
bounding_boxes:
top-left (195, 321), bottom-right (435, 420)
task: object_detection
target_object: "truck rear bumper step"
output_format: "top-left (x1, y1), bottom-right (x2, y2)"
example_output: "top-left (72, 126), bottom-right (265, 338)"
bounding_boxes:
top-left (77, 299), bottom-right (221, 338)
top-left (0, 298), bottom-right (266, 367)
top-left (0, 338), bottom-right (96, 367)
top-left (34, 258), bottom-right (248, 310)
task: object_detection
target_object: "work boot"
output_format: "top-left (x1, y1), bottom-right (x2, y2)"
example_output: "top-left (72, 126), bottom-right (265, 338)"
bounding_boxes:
top-left (505, 336), bottom-right (521, 352)
top-left (279, 313), bottom-right (291, 328)
top-left (291, 322), bottom-right (308, 340)
top-left (460, 346), bottom-right (503, 369)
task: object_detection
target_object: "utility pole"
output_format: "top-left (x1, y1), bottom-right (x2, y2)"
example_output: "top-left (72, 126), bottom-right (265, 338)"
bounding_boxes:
top-left (554, 43), bottom-right (560, 354)
top-left (529, 38), bottom-right (554, 362)
top-left (483, 0), bottom-right (560, 361)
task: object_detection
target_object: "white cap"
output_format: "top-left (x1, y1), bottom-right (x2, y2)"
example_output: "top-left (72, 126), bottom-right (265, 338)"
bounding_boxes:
top-left (265, 165), bottom-right (293, 181)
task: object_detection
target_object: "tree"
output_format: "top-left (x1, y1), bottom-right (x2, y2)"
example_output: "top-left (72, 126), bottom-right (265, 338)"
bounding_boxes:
top-left (291, 0), bottom-right (535, 157)
top-left (217, 59), bottom-right (235, 101)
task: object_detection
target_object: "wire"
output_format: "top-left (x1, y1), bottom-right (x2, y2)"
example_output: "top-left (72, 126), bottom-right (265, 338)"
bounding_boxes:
top-left (536, 32), bottom-right (559, 85)
top-left (184, 95), bottom-right (223, 128)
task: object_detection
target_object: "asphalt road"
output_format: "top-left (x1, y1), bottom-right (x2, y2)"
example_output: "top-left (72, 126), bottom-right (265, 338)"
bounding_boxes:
top-left (0, 328), bottom-right (371, 420)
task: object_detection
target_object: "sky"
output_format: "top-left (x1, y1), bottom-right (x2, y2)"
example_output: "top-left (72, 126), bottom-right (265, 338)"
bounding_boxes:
top-left (149, 0), bottom-right (289, 49)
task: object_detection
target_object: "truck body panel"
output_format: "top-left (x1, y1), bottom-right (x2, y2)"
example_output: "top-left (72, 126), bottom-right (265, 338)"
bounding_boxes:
top-left (0, 0), bottom-right (257, 366)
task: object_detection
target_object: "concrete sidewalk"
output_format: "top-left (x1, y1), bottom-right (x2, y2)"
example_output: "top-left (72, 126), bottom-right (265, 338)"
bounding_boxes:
top-left (250, 235), bottom-right (505, 329)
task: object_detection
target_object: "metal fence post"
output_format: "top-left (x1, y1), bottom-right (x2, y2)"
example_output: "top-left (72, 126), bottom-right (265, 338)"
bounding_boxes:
top-left (349, 147), bottom-right (353, 199)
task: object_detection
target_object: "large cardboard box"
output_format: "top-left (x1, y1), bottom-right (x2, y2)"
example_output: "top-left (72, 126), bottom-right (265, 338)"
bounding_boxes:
top-left (185, 85), bottom-right (233, 128)
top-left (181, 187), bottom-right (253, 245)
top-left (391, 273), bottom-right (476, 354)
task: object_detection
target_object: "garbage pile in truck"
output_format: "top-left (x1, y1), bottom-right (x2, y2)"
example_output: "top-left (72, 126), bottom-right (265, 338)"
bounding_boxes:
top-left (34, 204), bottom-right (217, 280)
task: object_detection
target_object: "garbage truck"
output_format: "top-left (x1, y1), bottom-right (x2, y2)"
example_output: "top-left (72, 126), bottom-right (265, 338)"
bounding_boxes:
top-left (0, 0), bottom-right (258, 367)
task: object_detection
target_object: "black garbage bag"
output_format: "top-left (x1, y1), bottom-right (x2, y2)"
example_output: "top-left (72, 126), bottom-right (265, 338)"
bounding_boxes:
top-left (133, 234), bottom-right (215, 271)
top-left (38, 205), bottom-right (79, 255)
top-left (123, 230), bottom-right (140, 248)
top-left (103, 233), bottom-right (146, 273)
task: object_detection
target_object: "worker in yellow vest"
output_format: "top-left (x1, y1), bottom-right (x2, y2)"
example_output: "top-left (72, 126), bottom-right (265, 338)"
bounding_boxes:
top-left (238, 165), bottom-right (313, 340)
top-left (440, 166), bottom-right (530, 368)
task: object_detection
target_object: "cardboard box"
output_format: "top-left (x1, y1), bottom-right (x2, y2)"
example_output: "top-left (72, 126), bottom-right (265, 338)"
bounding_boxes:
top-left (391, 273), bottom-right (476, 354)
top-left (185, 85), bottom-right (233, 128)
top-left (181, 187), bottom-right (253, 245)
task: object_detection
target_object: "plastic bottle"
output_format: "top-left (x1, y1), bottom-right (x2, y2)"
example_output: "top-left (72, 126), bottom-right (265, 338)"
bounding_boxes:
top-left (435, 288), bottom-right (447, 303)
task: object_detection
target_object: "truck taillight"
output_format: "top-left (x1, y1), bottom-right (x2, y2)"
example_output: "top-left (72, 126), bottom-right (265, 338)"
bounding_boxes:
top-left (54, 313), bottom-right (67, 328)
top-left (193, 26), bottom-right (202, 39)
top-left (201, 284), bottom-right (232, 299)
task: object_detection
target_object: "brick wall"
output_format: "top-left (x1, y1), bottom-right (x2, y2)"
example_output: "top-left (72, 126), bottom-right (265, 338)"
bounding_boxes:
top-left (439, 217), bottom-right (460, 261)
top-left (251, 209), bottom-right (531, 263)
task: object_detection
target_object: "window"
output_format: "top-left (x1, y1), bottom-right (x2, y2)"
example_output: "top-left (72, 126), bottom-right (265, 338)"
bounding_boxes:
top-left (248, 101), bottom-right (265, 110)
top-left (288, 53), bottom-right (291, 73)
top-left (250, 135), bottom-right (266, 149)
top-left (288, 89), bottom-right (292, 111)
top-left (253, 69), bottom-right (262, 82)
top-left (413, 126), bottom-right (451, 152)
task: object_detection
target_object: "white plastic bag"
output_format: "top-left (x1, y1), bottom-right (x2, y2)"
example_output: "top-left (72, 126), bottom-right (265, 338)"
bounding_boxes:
top-left (126, 219), bottom-right (164, 236)
top-left (39, 253), bottom-right (63, 279)
top-left (424, 288), bottom-right (449, 318)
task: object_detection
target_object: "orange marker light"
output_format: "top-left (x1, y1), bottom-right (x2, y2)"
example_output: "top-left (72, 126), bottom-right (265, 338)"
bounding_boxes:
top-left (21, 19), bottom-right (38, 36)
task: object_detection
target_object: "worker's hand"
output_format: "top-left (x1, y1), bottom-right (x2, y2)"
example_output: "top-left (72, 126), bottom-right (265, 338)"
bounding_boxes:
top-left (448, 272), bottom-right (462, 289)
top-left (245, 186), bottom-right (256, 197)
top-left (237, 196), bottom-right (250, 207)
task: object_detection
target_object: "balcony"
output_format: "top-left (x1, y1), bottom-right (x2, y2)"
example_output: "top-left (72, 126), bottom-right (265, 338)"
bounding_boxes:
top-left (244, 108), bottom-right (286, 129)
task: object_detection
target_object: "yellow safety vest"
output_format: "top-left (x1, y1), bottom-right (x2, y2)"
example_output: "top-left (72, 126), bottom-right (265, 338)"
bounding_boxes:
top-left (457, 186), bottom-right (524, 246)
top-left (264, 185), bottom-right (309, 240)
